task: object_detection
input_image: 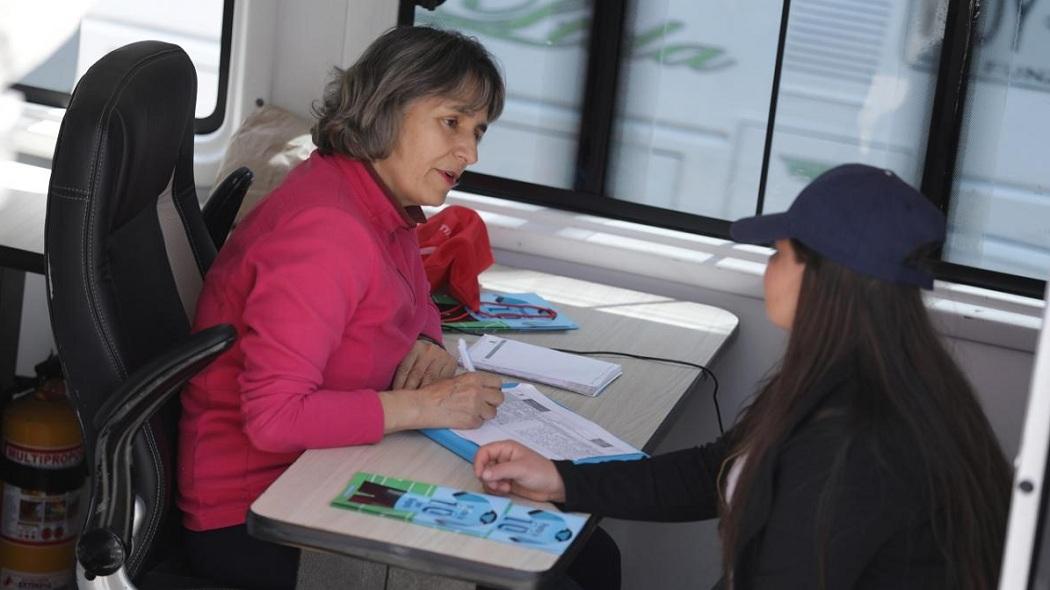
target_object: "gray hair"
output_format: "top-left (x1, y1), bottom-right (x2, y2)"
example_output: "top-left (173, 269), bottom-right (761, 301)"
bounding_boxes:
top-left (311, 26), bottom-right (505, 159)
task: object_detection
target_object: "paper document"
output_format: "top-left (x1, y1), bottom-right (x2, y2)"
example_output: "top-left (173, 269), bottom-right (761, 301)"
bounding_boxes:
top-left (466, 334), bottom-right (622, 396)
top-left (452, 384), bottom-right (637, 461)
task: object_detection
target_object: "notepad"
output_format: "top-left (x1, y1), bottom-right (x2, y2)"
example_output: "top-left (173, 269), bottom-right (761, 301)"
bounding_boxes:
top-left (464, 335), bottom-right (622, 397)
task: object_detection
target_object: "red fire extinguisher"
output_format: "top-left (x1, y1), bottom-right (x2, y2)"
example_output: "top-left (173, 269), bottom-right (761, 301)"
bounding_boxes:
top-left (0, 379), bottom-right (85, 590)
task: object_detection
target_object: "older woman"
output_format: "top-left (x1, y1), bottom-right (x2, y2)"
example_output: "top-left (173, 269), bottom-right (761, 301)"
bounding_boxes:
top-left (178, 27), bottom-right (505, 589)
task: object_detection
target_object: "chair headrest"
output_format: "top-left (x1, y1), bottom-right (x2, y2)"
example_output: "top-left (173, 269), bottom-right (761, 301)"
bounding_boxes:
top-left (51, 40), bottom-right (198, 231)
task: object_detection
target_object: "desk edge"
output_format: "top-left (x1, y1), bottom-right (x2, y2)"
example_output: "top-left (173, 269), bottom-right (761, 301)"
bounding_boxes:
top-left (246, 508), bottom-right (598, 589)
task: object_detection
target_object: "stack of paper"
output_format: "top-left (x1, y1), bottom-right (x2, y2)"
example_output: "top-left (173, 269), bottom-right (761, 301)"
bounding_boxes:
top-left (464, 335), bottom-right (622, 397)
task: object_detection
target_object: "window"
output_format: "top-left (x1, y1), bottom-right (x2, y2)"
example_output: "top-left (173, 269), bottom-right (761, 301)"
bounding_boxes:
top-left (403, 0), bottom-right (1048, 297)
top-left (13, 0), bottom-right (234, 134)
top-left (607, 1), bottom-right (779, 220)
top-left (761, 0), bottom-right (940, 215)
top-left (414, 1), bottom-right (590, 189)
top-left (942, 0), bottom-right (1050, 283)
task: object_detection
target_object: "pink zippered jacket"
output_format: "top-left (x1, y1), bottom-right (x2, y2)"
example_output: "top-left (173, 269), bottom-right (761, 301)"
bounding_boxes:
top-left (178, 152), bottom-right (442, 531)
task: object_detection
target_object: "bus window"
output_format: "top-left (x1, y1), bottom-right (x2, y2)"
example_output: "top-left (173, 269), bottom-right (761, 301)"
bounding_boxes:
top-left (942, 0), bottom-right (1050, 282)
top-left (409, 0), bottom-right (1049, 293)
top-left (13, 0), bottom-right (231, 133)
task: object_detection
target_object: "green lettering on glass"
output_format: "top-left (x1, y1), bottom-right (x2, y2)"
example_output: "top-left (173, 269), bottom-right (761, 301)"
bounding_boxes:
top-left (781, 156), bottom-right (834, 182)
top-left (417, 1), bottom-right (734, 72)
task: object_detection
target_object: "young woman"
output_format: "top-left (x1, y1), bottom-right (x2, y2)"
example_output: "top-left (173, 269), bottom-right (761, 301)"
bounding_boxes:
top-left (475, 164), bottom-right (1012, 589)
top-left (178, 27), bottom-right (505, 589)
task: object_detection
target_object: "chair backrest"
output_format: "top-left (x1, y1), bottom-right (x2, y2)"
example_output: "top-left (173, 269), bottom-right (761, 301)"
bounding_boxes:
top-left (45, 41), bottom-right (216, 579)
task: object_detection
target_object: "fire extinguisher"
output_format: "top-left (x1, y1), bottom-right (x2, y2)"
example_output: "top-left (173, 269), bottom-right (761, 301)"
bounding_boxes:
top-left (0, 379), bottom-right (85, 590)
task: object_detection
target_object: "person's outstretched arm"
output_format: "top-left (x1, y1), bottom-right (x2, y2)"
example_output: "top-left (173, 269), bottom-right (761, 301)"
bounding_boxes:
top-left (475, 437), bottom-right (730, 522)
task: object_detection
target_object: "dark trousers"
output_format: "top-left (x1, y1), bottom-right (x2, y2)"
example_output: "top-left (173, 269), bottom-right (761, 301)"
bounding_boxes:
top-left (559, 525), bottom-right (622, 590)
top-left (184, 524), bottom-right (619, 590)
top-left (184, 524), bottom-right (300, 590)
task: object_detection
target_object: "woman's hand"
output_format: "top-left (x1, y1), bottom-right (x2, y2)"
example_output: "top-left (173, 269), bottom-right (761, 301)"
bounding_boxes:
top-left (474, 441), bottom-right (566, 503)
top-left (392, 339), bottom-right (457, 389)
top-left (380, 372), bottom-right (503, 432)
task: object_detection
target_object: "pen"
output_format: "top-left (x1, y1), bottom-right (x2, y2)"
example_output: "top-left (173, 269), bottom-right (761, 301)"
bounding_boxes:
top-left (457, 338), bottom-right (476, 372)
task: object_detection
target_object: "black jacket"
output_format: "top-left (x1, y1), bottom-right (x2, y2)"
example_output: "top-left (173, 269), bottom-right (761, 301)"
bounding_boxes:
top-left (554, 363), bottom-right (945, 589)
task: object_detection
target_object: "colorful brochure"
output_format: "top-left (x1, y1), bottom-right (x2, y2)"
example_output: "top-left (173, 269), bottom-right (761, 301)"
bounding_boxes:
top-left (331, 472), bottom-right (586, 554)
top-left (438, 292), bottom-right (579, 332)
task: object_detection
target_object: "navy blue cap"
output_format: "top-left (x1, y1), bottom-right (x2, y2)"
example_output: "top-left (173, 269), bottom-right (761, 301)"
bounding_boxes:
top-left (730, 163), bottom-right (945, 289)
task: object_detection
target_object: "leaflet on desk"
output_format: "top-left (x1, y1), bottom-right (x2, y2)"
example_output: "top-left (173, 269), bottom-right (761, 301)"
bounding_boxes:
top-left (332, 471), bottom-right (586, 554)
top-left (444, 292), bottom-right (580, 332)
top-left (422, 383), bottom-right (646, 464)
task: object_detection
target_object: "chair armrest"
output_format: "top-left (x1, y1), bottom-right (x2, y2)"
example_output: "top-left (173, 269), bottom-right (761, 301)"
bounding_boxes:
top-left (77, 324), bottom-right (236, 579)
top-left (202, 166), bottom-right (253, 249)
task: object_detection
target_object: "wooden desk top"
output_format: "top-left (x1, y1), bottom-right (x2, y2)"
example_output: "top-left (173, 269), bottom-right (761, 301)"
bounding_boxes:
top-left (248, 266), bottom-right (739, 588)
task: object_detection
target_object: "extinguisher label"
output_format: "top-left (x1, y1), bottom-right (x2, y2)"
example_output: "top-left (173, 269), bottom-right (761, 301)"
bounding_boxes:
top-left (0, 486), bottom-right (80, 545)
top-left (0, 567), bottom-right (72, 590)
top-left (2, 444), bottom-right (82, 470)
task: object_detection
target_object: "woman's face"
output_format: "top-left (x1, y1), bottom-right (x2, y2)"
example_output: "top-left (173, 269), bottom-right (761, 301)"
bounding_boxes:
top-left (372, 94), bottom-right (489, 208)
top-left (764, 239), bottom-right (806, 330)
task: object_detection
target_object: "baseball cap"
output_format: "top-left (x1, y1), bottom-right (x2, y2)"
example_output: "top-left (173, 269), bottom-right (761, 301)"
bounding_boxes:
top-left (730, 163), bottom-right (945, 289)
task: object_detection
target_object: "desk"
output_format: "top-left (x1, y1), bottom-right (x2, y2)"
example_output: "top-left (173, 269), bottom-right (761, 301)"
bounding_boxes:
top-left (247, 265), bottom-right (739, 589)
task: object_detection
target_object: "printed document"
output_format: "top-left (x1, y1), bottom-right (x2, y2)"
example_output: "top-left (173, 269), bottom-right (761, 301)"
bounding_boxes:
top-left (452, 383), bottom-right (637, 461)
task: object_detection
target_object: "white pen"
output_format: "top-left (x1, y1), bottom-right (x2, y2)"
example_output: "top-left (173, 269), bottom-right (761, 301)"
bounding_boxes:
top-left (457, 338), bottom-right (476, 372)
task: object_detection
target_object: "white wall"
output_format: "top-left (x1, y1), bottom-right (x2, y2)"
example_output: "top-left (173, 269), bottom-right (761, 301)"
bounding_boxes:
top-left (270, 0), bottom-right (398, 119)
top-left (15, 273), bottom-right (52, 376)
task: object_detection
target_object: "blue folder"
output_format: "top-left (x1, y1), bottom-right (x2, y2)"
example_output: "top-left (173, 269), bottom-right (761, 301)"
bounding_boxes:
top-left (420, 428), bottom-right (647, 464)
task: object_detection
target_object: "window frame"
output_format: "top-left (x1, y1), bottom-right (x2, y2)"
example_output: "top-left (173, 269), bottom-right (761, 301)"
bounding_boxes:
top-left (11, 0), bottom-right (235, 135)
top-left (403, 0), bottom-right (1047, 299)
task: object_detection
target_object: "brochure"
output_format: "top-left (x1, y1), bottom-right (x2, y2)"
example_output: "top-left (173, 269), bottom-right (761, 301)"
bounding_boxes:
top-left (438, 292), bottom-right (579, 332)
top-left (332, 471), bottom-right (586, 554)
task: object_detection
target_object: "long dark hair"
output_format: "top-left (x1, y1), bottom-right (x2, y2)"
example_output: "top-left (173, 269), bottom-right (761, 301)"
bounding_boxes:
top-left (719, 240), bottom-right (1011, 589)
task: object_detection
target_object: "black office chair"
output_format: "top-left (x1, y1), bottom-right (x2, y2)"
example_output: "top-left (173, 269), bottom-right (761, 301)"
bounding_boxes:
top-left (45, 41), bottom-right (249, 588)
top-left (203, 166), bottom-right (253, 249)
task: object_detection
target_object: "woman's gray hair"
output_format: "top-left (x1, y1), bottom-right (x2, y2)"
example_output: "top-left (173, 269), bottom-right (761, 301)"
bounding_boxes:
top-left (312, 26), bottom-right (505, 159)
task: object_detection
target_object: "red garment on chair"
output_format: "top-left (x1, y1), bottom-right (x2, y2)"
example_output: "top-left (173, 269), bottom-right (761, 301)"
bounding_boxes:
top-left (418, 205), bottom-right (494, 311)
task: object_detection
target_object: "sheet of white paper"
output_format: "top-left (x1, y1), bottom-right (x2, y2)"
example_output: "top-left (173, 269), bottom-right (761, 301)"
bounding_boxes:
top-left (452, 383), bottom-right (637, 461)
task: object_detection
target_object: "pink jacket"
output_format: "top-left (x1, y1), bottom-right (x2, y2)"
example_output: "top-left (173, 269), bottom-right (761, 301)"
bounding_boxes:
top-left (178, 152), bottom-right (442, 531)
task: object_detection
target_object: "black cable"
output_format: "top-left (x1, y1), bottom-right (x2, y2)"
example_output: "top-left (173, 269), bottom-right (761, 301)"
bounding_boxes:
top-left (441, 325), bottom-right (725, 434)
top-left (551, 348), bottom-right (723, 436)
